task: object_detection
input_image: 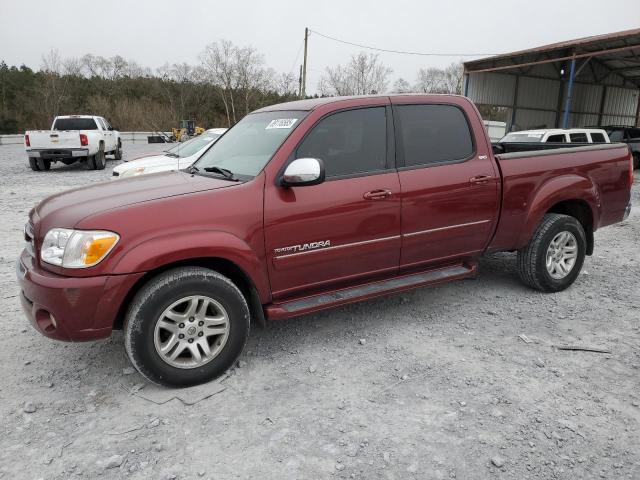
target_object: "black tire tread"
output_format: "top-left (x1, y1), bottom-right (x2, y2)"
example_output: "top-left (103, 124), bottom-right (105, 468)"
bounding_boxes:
top-left (517, 213), bottom-right (585, 292)
top-left (124, 267), bottom-right (250, 387)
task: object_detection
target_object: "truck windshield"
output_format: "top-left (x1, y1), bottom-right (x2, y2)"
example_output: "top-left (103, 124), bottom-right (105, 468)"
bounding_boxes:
top-left (192, 110), bottom-right (307, 178)
top-left (53, 118), bottom-right (98, 130)
top-left (166, 134), bottom-right (220, 158)
top-left (500, 132), bottom-right (543, 143)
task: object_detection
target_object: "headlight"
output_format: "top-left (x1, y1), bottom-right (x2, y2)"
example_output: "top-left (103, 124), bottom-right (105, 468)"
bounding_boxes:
top-left (41, 228), bottom-right (119, 268)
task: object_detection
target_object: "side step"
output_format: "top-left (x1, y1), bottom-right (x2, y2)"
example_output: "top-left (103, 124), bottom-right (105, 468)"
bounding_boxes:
top-left (265, 263), bottom-right (476, 320)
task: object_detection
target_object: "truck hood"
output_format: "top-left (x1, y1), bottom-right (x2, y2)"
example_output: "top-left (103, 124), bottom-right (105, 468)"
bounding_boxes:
top-left (113, 153), bottom-right (198, 176)
top-left (34, 171), bottom-right (238, 229)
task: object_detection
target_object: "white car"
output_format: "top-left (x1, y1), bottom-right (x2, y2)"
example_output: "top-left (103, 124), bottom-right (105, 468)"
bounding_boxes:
top-left (112, 128), bottom-right (227, 179)
top-left (500, 128), bottom-right (610, 144)
top-left (25, 115), bottom-right (121, 171)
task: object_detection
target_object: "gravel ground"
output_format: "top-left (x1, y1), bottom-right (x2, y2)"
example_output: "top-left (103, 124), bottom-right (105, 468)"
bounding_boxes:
top-left (0, 142), bottom-right (639, 480)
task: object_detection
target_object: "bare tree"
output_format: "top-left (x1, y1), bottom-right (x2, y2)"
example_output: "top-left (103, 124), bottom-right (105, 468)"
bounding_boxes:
top-left (392, 78), bottom-right (413, 93)
top-left (319, 52), bottom-right (392, 96)
top-left (200, 40), bottom-right (239, 126)
top-left (414, 62), bottom-right (464, 94)
top-left (41, 49), bottom-right (70, 118)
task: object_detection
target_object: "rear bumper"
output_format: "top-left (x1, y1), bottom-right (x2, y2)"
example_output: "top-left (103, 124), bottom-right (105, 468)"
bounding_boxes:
top-left (26, 148), bottom-right (88, 159)
top-left (16, 250), bottom-right (144, 342)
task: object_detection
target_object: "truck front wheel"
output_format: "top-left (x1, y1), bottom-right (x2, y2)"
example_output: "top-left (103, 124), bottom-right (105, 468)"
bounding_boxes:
top-left (124, 267), bottom-right (250, 387)
top-left (517, 213), bottom-right (586, 292)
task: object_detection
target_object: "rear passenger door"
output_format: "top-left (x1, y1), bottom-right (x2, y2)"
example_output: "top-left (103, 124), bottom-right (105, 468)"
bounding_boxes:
top-left (392, 98), bottom-right (500, 269)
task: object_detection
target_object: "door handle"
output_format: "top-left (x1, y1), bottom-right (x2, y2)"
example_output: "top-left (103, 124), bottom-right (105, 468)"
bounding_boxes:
top-left (469, 175), bottom-right (493, 185)
top-left (363, 189), bottom-right (392, 200)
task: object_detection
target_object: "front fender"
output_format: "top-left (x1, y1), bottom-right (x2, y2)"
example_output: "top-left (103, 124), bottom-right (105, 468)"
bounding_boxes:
top-left (111, 230), bottom-right (270, 302)
top-left (518, 174), bottom-right (600, 248)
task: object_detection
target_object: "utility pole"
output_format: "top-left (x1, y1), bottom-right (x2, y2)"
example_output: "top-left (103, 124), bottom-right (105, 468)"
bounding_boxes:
top-left (298, 64), bottom-right (303, 98)
top-left (301, 27), bottom-right (309, 98)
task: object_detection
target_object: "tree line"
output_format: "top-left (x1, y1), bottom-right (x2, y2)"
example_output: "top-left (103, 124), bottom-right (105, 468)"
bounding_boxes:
top-left (0, 42), bottom-right (464, 134)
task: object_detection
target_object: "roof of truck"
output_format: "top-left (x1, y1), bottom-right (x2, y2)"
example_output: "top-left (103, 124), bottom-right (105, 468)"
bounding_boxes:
top-left (253, 94), bottom-right (466, 112)
top-left (510, 128), bottom-right (608, 135)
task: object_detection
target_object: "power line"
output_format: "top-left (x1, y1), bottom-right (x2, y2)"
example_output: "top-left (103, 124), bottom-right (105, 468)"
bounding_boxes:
top-left (308, 29), bottom-right (500, 57)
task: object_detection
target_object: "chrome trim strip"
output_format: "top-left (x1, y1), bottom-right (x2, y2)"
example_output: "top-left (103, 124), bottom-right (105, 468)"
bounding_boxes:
top-left (403, 219), bottom-right (491, 238)
top-left (274, 235), bottom-right (401, 259)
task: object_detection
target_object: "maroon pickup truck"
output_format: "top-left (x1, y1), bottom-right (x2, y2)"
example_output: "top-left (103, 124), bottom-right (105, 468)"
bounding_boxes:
top-left (17, 95), bottom-right (633, 387)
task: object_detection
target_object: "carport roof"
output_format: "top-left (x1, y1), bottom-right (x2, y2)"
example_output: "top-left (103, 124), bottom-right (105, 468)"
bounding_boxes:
top-left (464, 28), bottom-right (640, 88)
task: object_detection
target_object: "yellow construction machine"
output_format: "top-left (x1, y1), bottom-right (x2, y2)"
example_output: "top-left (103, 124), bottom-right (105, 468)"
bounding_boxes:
top-left (171, 119), bottom-right (205, 142)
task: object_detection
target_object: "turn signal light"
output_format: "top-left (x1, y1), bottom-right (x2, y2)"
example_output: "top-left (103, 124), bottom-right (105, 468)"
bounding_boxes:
top-left (80, 133), bottom-right (88, 146)
top-left (83, 236), bottom-right (118, 265)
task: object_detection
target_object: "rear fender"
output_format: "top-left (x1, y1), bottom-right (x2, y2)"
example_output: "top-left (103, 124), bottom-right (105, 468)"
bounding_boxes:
top-left (518, 174), bottom-right (600, 248)
top-left (111, 230), bottom-right (270, 302)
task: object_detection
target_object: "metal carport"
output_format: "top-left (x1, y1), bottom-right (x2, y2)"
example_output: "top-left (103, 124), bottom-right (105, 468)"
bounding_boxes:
top-left (463, 28), bottom-right (640, 131)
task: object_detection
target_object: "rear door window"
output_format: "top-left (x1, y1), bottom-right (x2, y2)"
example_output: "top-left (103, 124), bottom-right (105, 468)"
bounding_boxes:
top-left (395, 104), bottom-right (473, 167)
top-left (546, 134), bottom-right (566, 143)
top-left (296, 107), bottom-right (388, 178)
top-left (569, 132), bottom-right (588, 143)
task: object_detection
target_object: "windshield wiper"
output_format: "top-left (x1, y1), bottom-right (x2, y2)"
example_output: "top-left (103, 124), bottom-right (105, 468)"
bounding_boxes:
top-left (164, 151), bottom-right (180, 158)
top-left (187, 164), bottom-right (200, 174)
top-left (203, 166), bottom-right (239, 181)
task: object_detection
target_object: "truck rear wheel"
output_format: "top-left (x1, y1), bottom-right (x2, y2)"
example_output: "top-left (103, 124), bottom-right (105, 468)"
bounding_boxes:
top-left (28, 158), bottom-right (40, 171)
top-left (517, 213), bottom-right (586, 292)
top-left (124, 267), bottom-right (250, 387)
top-left (88, 146), bottom-right (106, 170)
top-left (37, 158), bottom-right (51, 171)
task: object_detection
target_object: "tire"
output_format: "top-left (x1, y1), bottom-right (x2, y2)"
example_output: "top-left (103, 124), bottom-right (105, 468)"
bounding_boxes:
top-left (124, 267), bottom-right (250, 388)
top-left (88, 145), bottom-right (106, 170)
top-left (517, 213), bottom-right (586, 292)
top-left (28, 158), bottom-right (40, 171)
top-left (37, 158), bottom-right (51, 171)
top-left (114, 140), bottom-right (123, 160)
top-left (633, 153), bottom-right (639, 170)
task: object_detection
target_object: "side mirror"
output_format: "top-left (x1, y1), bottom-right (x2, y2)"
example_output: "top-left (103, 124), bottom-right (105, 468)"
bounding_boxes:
top-left (282, 158), bottom-right (325, 187)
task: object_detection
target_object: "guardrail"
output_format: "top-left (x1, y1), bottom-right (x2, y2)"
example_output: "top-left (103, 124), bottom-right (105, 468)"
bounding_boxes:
top-left (0, 132), bottom-right (172, 145)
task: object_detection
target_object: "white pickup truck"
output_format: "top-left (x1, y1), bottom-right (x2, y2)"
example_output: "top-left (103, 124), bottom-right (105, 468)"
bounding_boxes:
top-left (24, 115), bottom-right (122, 171)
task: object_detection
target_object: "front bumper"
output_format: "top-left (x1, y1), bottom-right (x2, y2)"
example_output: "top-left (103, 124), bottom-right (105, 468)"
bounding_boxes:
top-left (16, 249), bottom-right (143, 342)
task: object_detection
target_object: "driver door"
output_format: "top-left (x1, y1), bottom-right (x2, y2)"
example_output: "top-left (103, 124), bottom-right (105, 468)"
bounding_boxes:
top-left (263, 104), bottom-right (401, 299)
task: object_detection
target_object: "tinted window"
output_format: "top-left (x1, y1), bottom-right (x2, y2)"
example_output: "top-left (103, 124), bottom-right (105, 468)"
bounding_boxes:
top-left (53, 118), bottom-right (98, 130)
top-left (608, 130), bottom-right (624, 142)
top-left (546, 134), bottom-right (566, 143)
top-left (628, 129), bottom-right (640, 139)
top-left (590, 132), bottom-right (606, 143)
top-left (569, 132), bottom-right (588, 142)
top-left (396, 104), bottom-right (473, 166)
top-left (296, 107), bottom-right (387, 177)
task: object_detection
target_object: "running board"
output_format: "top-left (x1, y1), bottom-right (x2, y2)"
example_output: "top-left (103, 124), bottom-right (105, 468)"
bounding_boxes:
top-left (265, 263), bottom-right (476, 320)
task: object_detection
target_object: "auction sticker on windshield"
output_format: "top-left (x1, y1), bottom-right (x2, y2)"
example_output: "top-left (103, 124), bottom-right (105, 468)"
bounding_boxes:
top-left (266, 119), bottom-right (298, 129)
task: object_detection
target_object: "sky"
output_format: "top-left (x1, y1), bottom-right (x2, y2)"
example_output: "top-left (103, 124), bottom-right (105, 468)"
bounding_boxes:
top-left (1, 0), bottom-right (639, 94)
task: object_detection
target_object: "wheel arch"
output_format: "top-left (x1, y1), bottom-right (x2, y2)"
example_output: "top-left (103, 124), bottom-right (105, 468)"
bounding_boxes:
top-left (518, 174), bottom-right (599, 254)
top-left (113, 256), bottom-right (266, 330)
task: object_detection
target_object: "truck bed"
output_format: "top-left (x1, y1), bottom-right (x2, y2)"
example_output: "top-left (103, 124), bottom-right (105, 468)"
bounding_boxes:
top-left (488, 143), bottom-right (632, 252)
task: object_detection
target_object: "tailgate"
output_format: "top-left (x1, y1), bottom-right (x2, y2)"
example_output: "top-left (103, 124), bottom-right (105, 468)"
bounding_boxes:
top-left (28, 131), bottom-right (81, 149)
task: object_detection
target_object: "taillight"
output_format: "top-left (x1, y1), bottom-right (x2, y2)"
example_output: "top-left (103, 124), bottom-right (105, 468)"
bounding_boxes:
top-left (25, 134), bottom-right (30, 147)
top-left (80, 133), bottom-right (88, 146)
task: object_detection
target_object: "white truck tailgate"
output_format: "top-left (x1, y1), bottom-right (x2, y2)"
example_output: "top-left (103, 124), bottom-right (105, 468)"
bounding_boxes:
top-left (29, 130), bottom-right (81, 149)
